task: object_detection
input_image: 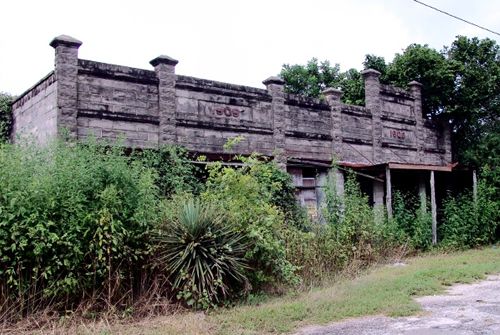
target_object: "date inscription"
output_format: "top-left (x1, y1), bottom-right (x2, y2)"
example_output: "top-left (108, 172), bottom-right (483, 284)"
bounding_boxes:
top-left (390, 130), bottom-right (406, 140)
top-left (214, 106), bottom-right (244, 118)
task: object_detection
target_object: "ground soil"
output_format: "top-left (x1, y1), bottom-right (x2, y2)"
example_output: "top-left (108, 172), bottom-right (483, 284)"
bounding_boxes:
top-left (296, 274), bottom-right (500, 335)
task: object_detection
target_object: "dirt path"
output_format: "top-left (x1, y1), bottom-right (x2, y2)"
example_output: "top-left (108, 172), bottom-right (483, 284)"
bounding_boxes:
top-left (296, 274), bottom-right (500, 335)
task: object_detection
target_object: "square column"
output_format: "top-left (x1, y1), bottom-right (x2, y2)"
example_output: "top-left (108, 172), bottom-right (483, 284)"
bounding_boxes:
top-left (263, 76), bottom-right (286, 169)
top-left (409, 81), bottom-right (424, 163)
top-left (151, 55), bottom-right (178, 145)
top-left (50, 35), bottom-right (82, 139)
top-left (362, 69), bottom-right (382, 164)
top-left (323, 88), bottom-right (343, 160)
top-left (373, 180), bottom-right (384, 207)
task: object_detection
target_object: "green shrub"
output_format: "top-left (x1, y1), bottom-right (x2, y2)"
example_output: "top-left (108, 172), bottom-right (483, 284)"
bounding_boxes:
top-left (441, 177), bottom-right (499, 248)
top-left (284, 224), bottom-right (343, 284)
top-left (286, 170), bottom-right (410, 285)
top-left (392, 191), bottom-right (432, 250)
top-left (0, 140), bottom-right (161, 316)
top-left (0, 93), bottom-right (12, 143)
top-left (132, 145), bottom-right (201, 197)
top-left (249, 159), bottom-right (308, 230)
top-left (202, 156), bottom-right (299, 288)
top-left (157, 198), bottom-right (249, 309)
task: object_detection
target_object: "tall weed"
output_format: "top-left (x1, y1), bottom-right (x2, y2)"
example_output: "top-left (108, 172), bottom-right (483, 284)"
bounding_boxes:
top-left (201, 156), bottom-right (299, 288)
top-left (0, 140), bottom-right (161, 320)
top-left (441, 177), bottom-right (499, 248)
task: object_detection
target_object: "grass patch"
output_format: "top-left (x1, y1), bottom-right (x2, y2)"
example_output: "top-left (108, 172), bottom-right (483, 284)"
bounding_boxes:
top-left (11, 247), bottom-right (500, 335)
top-left (210, 247), bottom-right (500, 335)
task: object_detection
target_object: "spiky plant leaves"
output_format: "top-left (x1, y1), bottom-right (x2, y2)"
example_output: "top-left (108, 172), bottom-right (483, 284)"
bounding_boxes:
top-left (159, 199), bottom-right (250, 309)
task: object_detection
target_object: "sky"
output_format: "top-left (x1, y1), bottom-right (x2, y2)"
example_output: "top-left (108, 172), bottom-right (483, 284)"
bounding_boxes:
top-left (1, 0), bottom-right (500, 95)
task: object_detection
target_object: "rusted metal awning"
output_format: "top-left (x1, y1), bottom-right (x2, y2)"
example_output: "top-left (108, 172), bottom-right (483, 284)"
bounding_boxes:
top-left (387, 162), bottom-right (456, 172)
top-left (340, 161), bottom-right (456, 172)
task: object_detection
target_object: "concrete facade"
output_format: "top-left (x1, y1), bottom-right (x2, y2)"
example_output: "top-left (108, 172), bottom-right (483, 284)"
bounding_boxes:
top-left (11, 35), bottom-right (455, 219)
top-left (11, 72), bottom-right (58, 144)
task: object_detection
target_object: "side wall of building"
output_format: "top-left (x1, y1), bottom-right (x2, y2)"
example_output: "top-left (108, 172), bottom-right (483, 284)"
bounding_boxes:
top-left (11, 73), bottom-right (58, 144)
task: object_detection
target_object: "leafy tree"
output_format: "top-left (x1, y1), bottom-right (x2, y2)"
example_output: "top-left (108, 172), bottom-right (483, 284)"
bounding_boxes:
top-left (444, 36), bottom-right (500, 166)
top-left (363, 54), bottom-right (388, 78)
top-left (339, 68), bottom-right (365, 105)
top-left (385, 44), bottom-right (456, 118)
top-left (280, 58), bottom-right (342, 98)
top-left (0, 93), bottom-right (13, 143)
top-left (280, 59), bottom-right (365, 104)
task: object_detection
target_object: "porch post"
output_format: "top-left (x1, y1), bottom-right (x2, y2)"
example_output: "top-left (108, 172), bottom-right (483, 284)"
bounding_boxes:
top-left (418, 173), bottom-right (427, 214)
top-left (472, 169), bottom-right (478, 205)
top-left (385, 165), bottom-right (392, 220)
top-left (430, 170), bottom-right (437, 245)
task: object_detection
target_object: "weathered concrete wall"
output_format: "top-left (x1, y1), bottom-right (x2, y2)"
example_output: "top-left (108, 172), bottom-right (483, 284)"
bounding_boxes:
top-left (11, 35), bottom-right (452, 169)
top-left (75, 60), bottom-right (159, 148)
top-left (11, 72), bottom-right (58, 144)
top-left (284, 96), bottom-right (333, 161)
top-left (175, 75), bottom-right (275, 156)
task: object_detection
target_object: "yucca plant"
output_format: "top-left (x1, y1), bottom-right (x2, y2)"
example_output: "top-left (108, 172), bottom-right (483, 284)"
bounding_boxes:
top-left (158, 199), bottom-right (250, 308)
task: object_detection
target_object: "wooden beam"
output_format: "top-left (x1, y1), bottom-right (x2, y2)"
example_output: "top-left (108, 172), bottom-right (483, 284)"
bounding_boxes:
top-left (385, 166), bottom-right (393, 220)
top-left (337, 166), bottom-right (384, 183)
top-left (430, 170), bottom-right (437, 245)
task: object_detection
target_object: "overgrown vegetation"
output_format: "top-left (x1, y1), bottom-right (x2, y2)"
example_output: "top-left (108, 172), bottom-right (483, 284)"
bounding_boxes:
top-left (0, 140), bottom-right (162, 321)
top-left (0, 137), bottom-right (498, 329)
top-left (201, 156), bottom-right (300, 288)
top-left (441, 173), bottom-right (500, 248)
top-left (392, 191), bottom-right (433, 250)
top-left (132, 146), bottom-right (201, 197)
top-left (0, 36), bottom-right (499, 332)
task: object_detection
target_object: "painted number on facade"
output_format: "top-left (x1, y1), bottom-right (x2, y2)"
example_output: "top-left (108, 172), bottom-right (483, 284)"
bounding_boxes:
top-left (390, 130), bottom-right (406, 140)
top-left (214, 106), bottom-right (243, 118)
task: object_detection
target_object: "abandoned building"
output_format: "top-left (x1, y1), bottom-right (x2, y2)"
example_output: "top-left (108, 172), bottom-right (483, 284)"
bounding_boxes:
top-left (11, 35), bottom-right (469, 243)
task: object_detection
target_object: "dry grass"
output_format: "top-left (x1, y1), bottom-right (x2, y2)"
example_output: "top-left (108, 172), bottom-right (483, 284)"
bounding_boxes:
top-left (3, 247), bottom-right (500, 335)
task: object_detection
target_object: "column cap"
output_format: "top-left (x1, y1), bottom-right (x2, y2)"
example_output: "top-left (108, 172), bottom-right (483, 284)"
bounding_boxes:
top-left (150, 55), bottom-right (179, 67)
top-left (50, 35), bottom-right (82, 49)
top-left (322, 87), bottom-right (342, 96)
top-left (322, 87), bottom-right (343, 103)
top-left (263, 76), bottom-right (285, 86)
top-left (408, 80), bottom-right (423, 87)
top-left (361, 68), bottom-right (381, 78)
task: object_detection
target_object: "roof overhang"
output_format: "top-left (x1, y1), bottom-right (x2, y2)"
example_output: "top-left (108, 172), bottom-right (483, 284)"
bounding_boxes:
top-left (339, 161), bottom-right (456, 172)
top-left (387, 162), bottom-right (454, 172)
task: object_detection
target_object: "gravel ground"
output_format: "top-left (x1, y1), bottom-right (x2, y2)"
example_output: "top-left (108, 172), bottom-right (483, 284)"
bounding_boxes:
top-left (295, 274), bottom-right (500, 335)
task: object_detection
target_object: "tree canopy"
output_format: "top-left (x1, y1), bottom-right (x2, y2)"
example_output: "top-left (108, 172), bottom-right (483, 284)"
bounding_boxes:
top-left (279, 58), bottom-right (364, 105)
